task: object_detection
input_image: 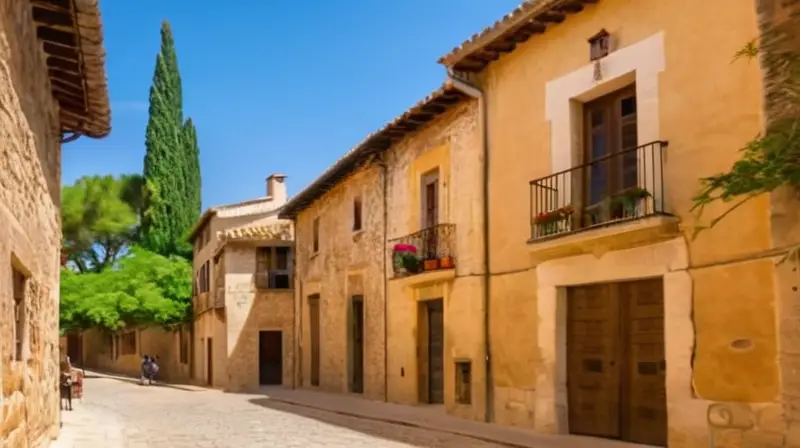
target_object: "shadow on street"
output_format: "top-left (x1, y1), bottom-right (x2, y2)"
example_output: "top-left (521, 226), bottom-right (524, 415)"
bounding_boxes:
top-left (247, 398), bottom-right (503, 448)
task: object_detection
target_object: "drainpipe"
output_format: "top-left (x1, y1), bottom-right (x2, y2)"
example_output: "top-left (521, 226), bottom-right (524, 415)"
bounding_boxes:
top-left (291, 218), bottom-right (300, 390)
top-left (376, 154), bottom-right (390, 402)
top-left (447, 70), bottom-right (493, 423)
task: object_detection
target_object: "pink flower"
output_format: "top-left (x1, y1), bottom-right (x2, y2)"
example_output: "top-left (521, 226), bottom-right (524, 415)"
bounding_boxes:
top-left (394, 244), bottom-right (417, 253)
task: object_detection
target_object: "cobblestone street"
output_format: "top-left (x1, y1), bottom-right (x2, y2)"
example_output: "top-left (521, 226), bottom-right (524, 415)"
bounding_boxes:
top-left (52, 374), bottom-right (507, 448)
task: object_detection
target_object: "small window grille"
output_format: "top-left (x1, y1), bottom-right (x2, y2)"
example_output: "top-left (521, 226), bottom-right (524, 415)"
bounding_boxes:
top-left (455, 360), bottom-right (472, 405)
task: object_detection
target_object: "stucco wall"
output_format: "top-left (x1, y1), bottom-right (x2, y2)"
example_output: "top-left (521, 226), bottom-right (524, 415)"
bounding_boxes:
top-left (295, 167), bottom-right (386, 399)
top-left (194, 308), bottom-right (226, 388)
top-left (476, 0), bottom-right (777, 445)
top-left (0, 2), bottom-right (63, 446)
top-left (383, 101), bottom-right (488, 421)
top-left (80, 328), bottom-right (191, 383)
top-left (224, 244), bottom-right (295, 392)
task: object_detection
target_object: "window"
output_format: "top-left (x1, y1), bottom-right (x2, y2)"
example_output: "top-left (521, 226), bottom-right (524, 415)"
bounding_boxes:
top-left (179, 326), bottom-right (190, 364)
top-left (12, 268), bottom-right (27, 361)
top-left (455, 360), bottom-right (472, 405)
top-left (197, 261), bottom-right (210, 293)
top-left (582, 86), bottom-right (639, 226)
top-left (420, 169), bottom-right (440, 229)
top-left (353, 196), bottom-right (363, 232)
top-left (121, 331), bottom-right (137, 356)
top-left (312, 218), bottom-right (320, 253)
top-left (256, 246), bottom-right (292, 290)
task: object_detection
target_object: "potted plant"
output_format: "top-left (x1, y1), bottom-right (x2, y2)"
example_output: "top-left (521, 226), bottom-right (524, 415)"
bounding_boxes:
top-left (613, 187), bottom-right (651, 217)
top-left (393, 244), bottom-right (419, 275)
top-left (534, 205), bottom-right (574, 237)
top-left (439, 255), bottom-right (454, 269)
top-left (423, 258), bottom-right (440, 271)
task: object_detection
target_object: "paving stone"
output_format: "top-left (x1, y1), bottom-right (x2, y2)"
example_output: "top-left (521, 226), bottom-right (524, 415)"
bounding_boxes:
top-left (52, 375), bottom-right (506, 447)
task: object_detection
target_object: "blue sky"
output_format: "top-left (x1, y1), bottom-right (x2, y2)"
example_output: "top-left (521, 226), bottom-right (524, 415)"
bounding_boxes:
top-left (62, 0), bottom-right (520, 208)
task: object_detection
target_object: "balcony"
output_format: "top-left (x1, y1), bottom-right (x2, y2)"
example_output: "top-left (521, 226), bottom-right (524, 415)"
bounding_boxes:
top-left (528, 141), bottom-right (678, 258)
top-left (255, 271), bottom-right (292, 290)
top-left (212, 287), bottom-right (225, 309)
top-left (390, 224), bottom-right (456, 284)
top-left (194, 292), bottom-right (209, 316)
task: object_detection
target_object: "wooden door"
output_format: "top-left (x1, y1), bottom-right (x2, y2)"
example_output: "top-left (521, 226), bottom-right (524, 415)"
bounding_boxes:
top-left (620, 279), bottom-right (667, 446)
top-left (567, 284), bottom-right (621, 438)
top-left (259, 331), bottom-right (283, 385)
top-left (582, 87), bottom-right (639, 225)
top-left (206, 338), bottom-right (213, 386)
top-left (308, 295), bottom-right (321, 387)
top-left (567, 280), bottom-right (667, 447)
top-left (427, 299), bottom-right (445, 404)
top-left (350, 297), bottom-right (365, 394)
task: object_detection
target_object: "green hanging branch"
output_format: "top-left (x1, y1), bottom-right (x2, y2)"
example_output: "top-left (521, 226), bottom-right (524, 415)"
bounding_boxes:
top-left (691, 34), bottom-right (800, 243)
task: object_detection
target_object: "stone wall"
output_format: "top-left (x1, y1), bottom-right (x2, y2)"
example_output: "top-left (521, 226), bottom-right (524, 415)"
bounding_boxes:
top-left (382, 101), bottom-right (489, 422)
top-left (225, 243), bottom-right (294, 391)
top-left (295, 166), bottom-right (386, 399)
top-left (0, 1), bottom-right (63, 446)
top-left (80, 328), bottom-right (192, 383)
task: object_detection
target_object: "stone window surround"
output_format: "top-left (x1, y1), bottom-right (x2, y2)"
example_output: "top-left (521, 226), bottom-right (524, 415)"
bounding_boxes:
top-left (544, 31), bottom-right (666, 214)
top-left (535, 31), bottom-right (708, 438)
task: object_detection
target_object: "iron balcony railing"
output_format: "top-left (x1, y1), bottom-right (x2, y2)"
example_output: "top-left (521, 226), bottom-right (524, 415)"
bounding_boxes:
top-left (255, 271), bottom-right (292, 290)
top-left (389, 223), bottom-right (456, 278)
top-left (529, 141), bottom-right (668, 241)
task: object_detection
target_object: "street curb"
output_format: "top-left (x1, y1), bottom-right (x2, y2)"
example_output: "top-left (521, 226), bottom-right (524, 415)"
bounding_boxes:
top-left (265, 397), bottom-right (529, 448)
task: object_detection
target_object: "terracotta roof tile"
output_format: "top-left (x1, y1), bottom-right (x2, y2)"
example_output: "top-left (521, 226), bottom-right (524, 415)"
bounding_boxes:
top-left (438, 0), bottom-right (593, 71)
top-left (218, 223), bottom-right (293, 243)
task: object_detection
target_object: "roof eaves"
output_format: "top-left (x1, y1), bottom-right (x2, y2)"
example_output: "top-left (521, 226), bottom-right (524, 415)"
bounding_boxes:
top-left (31, 0), bottom-right (112, 139)
top-left (279, 82), bottom-right (469, 219)
top-left (438, 0), bottom-right (595, 72)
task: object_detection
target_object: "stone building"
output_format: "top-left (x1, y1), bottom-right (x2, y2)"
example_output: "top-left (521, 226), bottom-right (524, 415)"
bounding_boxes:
top-left (284, 0), bottom-right (800, 447)
top-left (0, 0), bottom-right (111, 446)
top-left (279, 85), bottom-right (487, 411)
top-left (189, 175), bottom-right (295, 391)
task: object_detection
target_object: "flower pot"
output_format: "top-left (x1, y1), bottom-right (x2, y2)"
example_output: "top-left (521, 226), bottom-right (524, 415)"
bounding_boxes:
top-left (423, 259), bottom-right (439, 271)
top-left (439, 256), bottom-right (454, 269)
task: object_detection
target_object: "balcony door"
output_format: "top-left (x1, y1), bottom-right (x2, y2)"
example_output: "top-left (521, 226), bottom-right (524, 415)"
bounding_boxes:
top-left (582, 86), bottom-right (638, 226)
top-left (420, 169), bottom-right (440, 260)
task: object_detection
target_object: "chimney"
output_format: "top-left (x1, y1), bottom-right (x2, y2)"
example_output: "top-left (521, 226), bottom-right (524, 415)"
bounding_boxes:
top-left (266, 173), bottom-right (288, 205)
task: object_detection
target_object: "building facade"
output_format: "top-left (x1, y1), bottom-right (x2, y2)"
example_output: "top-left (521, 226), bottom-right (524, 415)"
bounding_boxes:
top-left (1, 0), bottom-right (111, 446)
top-left (189, 174), bottom-right (295, 391)
top-left (437, 0), bottom-right (798, 446)
top-left (284, 0), bottom-right (800, 447)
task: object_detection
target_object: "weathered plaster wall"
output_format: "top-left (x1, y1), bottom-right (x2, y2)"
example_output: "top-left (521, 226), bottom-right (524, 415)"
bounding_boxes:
top-left (383, 101), bottom-right (488, 422)
top-left (193, 308), bottom-right (226, 388)
top-left (295, 167), bottom-right (386, 399)
top-left (80, 328), bottom-right (191, 383)
top-left (224, 244), bottom-right (295, 392)
top-left (0, 2), bottom-right (63, 446)
top-left (478, 0), bottom-right (776, 445)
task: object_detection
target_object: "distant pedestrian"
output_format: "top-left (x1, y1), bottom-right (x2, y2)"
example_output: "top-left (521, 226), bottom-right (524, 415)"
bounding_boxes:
top-left (140, 354), bottom-right (151, 385)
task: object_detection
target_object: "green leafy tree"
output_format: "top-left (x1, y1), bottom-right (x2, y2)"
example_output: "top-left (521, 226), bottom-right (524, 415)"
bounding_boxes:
top-left (141, 20), bottom-right (201, 258)
top-left (61, 175), bottom-right (143, 272)
top-left (60, 247), bottom-right (192, 332)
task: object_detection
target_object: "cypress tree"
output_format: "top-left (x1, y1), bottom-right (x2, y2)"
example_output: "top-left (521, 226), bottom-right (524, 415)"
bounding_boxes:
top-left (141, 20), bottom-right (200, 257)
top-left (183, 118), bottom-right (201, 225)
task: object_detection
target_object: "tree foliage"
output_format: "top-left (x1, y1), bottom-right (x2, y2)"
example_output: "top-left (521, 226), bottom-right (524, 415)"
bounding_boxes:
top-left (60, 247), bottom-right (192, 332)
top-left (141, 20), bottom-right (201, 258)
top-left (692, 5), bottom-right (800, 237)
top-left (61, 175), bottom-right (144, 272)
